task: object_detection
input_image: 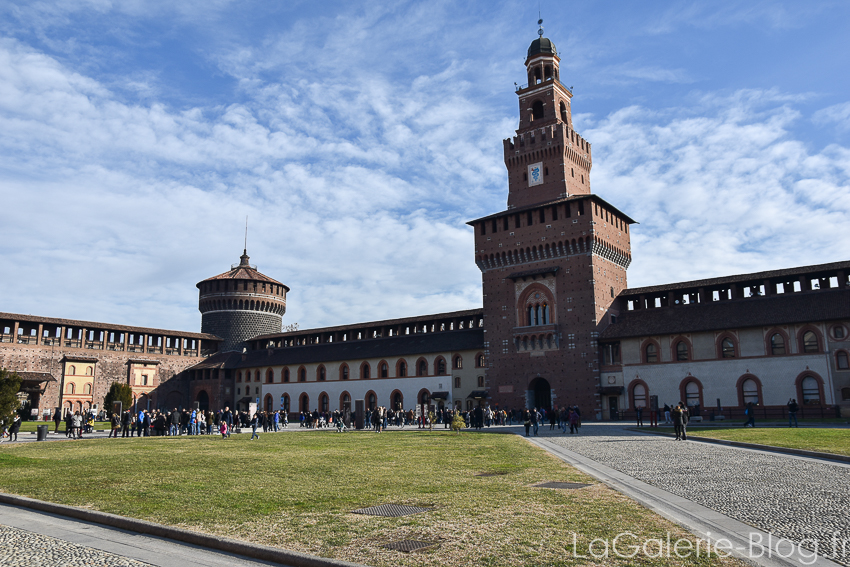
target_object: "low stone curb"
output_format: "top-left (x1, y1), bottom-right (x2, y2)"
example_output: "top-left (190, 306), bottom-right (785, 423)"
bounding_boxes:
top-left (629, 428), bottom-right (850, 464)
top-left (0, 492), bottom-right (368, 567)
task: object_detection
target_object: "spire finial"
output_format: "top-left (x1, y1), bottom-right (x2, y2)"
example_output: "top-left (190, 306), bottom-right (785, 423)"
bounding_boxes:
top-left (244, 215), bottom-right (248, 255)
top-left (537, 17), bottom-right (544, 38)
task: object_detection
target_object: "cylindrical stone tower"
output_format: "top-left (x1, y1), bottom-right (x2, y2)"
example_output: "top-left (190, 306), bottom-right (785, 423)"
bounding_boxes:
top-left (197, 250), bottom-right (288, 352)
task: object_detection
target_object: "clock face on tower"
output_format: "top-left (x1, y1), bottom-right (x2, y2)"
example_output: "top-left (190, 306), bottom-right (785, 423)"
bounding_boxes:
top-left (528, 162), bottom-right (544, 187)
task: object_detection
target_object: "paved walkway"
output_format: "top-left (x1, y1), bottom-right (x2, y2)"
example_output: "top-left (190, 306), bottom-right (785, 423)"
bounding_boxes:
top-left (524, 423), bottom-right (850, 567)
top-left (0, 504), bottom-right (296, 567)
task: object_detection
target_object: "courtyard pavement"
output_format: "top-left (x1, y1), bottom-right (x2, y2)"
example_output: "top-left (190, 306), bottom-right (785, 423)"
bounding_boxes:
top-left (525, 423), bottom-right (850, 567)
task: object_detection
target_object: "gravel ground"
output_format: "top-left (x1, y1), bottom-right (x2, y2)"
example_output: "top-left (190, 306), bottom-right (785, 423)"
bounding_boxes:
top-left (540, 426), bottom-right (850, 565)
top-left (0, 524), bottom-right (153, 567)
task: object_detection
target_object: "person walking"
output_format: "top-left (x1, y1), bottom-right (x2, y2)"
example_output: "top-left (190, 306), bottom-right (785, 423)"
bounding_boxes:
top-left (787, 398), bottom-right (799, 428)
top-left (672, 404), bottom-right (684, 440)
top-left (636, 406), bottom-right (644, 427)
top-left (522, 409), bottom-right (531, 436)
top-left (743, 401), bottom-right (756, 428)
top-left (8, 415), bottom-right (21, 442)
top-left (663, 404), bottom-right (672, 425)
top-left (250, 413), bottom-right (260, 440)
top-left (53, 410), bottom-right (62, 434)
top-left (109, 412), bottom-right (121, 438)
top-left (531, 407), bottom-right (540, 436)
top-left (220, 420), bottom-right (228, 439)
top-left (569, 408), bottom-right (580, 434)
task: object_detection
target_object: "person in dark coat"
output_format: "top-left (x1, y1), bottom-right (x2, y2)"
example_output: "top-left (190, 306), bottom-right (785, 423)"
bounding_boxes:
top-left (8, 415), bottom-right (21, 441)
top-left (522, 409), bottom-right (531, 437)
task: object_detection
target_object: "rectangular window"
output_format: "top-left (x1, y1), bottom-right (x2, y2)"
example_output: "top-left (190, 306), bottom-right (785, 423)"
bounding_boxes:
top-left (479, 223), bottom-right (486, 235)
top-left (527, 211), bottom-right (533, 226)
top-left (577, 201), bottom-right (584, 215)
top-left (539, 209), bottom-right (545, 223)
top-left (552, 206), bottom-right (558, 221)
top-left (503, 217), bottom-right (509, 231)
top-left (454, 376), bottom-right (461, 388)
top-left (515, 214), bottom-right (521, 229)
top-left (492, 219), bottom-right (498, 233)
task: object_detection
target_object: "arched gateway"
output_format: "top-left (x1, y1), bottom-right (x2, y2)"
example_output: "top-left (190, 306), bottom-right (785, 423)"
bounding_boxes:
top-left (527, 377), bottom-right (551, 411)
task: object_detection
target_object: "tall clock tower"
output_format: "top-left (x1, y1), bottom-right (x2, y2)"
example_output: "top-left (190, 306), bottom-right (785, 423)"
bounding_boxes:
top-left (469, 23), bottom-right (636, 418)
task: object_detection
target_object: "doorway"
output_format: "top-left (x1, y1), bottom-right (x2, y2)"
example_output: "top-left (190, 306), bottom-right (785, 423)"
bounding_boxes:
top-left (608, 396), bottom-right (619, 420)
top-left (527, 377), bottom-right (551, 411)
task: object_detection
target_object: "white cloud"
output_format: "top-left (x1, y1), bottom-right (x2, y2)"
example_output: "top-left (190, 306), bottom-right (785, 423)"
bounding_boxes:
top-left (813, 101), bottom-right (850, 131)
top-left (588, 89), bottom-right (850, 288)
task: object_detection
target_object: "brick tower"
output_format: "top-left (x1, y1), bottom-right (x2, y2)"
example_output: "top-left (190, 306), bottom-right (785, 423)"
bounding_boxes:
top-left (469, 23), bottom-right (635, 418)
top-left (197, 250), bottom-right (288, 352)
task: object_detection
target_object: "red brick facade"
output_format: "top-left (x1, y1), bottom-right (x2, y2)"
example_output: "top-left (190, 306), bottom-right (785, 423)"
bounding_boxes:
top-left (469, 34), bottom-right (634, 417)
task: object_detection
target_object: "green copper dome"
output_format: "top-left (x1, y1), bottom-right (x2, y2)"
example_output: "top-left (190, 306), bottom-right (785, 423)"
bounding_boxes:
top-left (527, 37), bottom-right (557, 58)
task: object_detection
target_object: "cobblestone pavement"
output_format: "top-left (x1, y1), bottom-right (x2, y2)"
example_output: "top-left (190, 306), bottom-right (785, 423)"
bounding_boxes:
top-left (538, 425), bottom-right (850, 565)
top-left (0, 524), bottom-right (153, 567)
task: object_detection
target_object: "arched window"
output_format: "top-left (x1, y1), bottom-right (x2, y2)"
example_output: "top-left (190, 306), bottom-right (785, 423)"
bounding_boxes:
top-left (266, 369), bottom-right (274, 383)
top-left (436, 358), bottom-right (446, 375)
top-left (282, 394), bottom-right (290, 412)
top-left (236, 371), bottom-right (242, 383)
top-left (453, 355), bottom-right (463, 369)
top-left (317, 366), bottom-right (326, 381)
top-left (341, 365), bottom-right (349, 380)
top-left (255, 370), bottom-right (260, 382)
top-left (770, 333), bottom-right (786, 355)
top-left (837, 351), bottom-right (849, 370)
top-left (645, 343), bottom-right (658, 363)
top-left (528, 305), bottom-right (535, 326)
top-left (542, 303), bottom-right (549, 324)
top-left (319, 393), bottom-right (329, 412)
top-left (265, 394), bottom-right (273, 412)
top-left (283, 368), bottom-right (290, 383)
top-left (675, 341), bottom-right (689, 361)
top-left (361, 363), bottom-right (370, 380)
top-left (633, 384), bottom-right (647, 408)
top-left (86, 367), bottom-right (93, 376)
top-left (560, 101), bottom-right (568, 122)
top-left (801, 376), bottom-right (821, 404)
top-left (417, 360), bottom-right (428, 376)
top-left (69, 365), bottom-right (76, 375)
top-left (476, 354), bottom-right (485, 367)
top-left (684, 381), bottom-right (701, 407)
top-left (299, 367), bottom-right (306, 382)
top-left (340, 392), bottom-right (350, 411)
top-left (531, 100), bottom-right (544, 121)
top-left (380, 362), bottom-right (388, 378)
top-left (367, 392), bottom-right (376, 410)
top-left (477, 376), bottom-right (484, 387)
top-left (741, 378), bottom-right (759, 405)
top-left (392, 391), bottom-right (403, 410)
top-left (721, 338), bottom-right (736, 358)
top-left (398, 360), bottom-right (407, 377)
top-left (66, 383), bottom-right (75, 394)
top-left (300, 394), bottom-right (310, 413)
top-left (802, 331), bottom-right (819, 353)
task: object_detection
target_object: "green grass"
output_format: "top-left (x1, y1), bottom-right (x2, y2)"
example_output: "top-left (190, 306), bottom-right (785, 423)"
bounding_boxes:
top-left (0, 431), bottom-right (743, 567)
top-left (681, 428), bottom-right (850, 456)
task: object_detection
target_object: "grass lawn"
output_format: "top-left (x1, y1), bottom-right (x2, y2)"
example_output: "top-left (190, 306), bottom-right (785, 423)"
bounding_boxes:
top-left (0, 431), bottom-right (743, 567)
top-left (681, 427), bottom-right (850, 456)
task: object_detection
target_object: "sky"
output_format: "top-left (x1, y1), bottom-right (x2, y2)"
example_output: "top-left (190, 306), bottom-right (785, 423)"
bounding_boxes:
top-left (0, 0), bottom-right (848, 333)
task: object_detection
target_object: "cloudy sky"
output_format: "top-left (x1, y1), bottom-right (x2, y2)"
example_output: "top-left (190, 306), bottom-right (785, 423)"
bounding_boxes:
top-left (1, 0), bottom-right (848, 333)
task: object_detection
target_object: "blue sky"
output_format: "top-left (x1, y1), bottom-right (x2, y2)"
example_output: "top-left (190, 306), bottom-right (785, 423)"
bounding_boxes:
top-left (0, 0), bottom-right (848, 332)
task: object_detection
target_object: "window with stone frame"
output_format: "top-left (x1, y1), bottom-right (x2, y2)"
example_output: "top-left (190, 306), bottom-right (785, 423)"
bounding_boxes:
top-left (770, 333), bottom-right (786, 355)
top-left (721, 337), bottom-right (736, 358)
top-left (802, 331), bottom-right (819, 353)
top-left (801, 376), bottom-right (820, 404)
top-left (675, 341), bottom-right (689, 361)
top-left (836, 351), bottom-right (849, 370)
top-left (645, 343), bottom-right (658, 363)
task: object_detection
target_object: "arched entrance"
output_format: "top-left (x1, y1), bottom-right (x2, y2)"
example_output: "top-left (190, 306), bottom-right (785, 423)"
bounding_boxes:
top-left (527, 377), bottom-right (551, 411)
top-left (196, 390), bottom-right (209, 411)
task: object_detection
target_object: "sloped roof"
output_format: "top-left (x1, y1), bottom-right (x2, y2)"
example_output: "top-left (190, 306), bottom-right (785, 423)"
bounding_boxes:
top-left (622, 261), bottom-right (850, 296)
top-left (600, 288), bottom-right (850, 340)
top-left (197, 250), bottom-right (288, 289)
top-left (187, 329), bottom-right (484, 371)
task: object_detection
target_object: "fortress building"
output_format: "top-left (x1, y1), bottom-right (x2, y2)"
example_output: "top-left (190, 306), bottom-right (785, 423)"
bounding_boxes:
top-left (197, 250), bottom-right (289, 353)
top-left (2, 25), bottom-right (849, 420)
